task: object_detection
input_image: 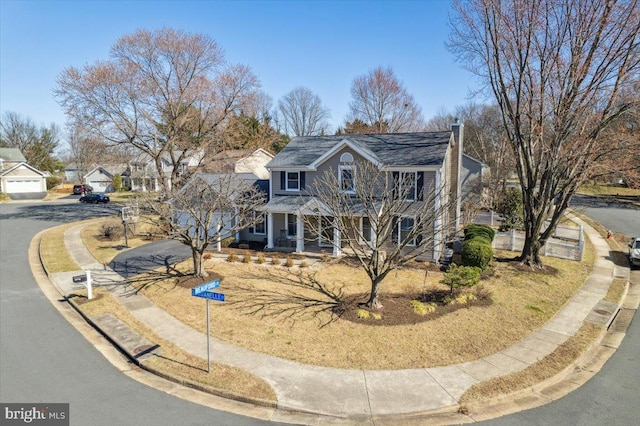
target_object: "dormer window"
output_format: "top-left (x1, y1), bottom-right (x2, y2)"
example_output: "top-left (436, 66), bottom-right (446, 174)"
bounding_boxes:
top-left (339, 152), bottom-right (355, 193)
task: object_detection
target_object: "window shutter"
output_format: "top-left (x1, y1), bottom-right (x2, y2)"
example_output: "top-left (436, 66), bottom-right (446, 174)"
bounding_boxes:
top-left (280, 171), bottom-right (285, 190)
top-left (300, 172), bottom-right (306, 190)
top-left (416, 216), bottom-right (423, 245)
top-left (392, 172), bottom-right (399, 199)
top-left (417, 172), bottom-right (424, 201)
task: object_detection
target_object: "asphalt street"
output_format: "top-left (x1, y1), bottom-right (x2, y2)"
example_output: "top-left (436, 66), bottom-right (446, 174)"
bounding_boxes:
top-left (0, 200), bottom-right (280, 426)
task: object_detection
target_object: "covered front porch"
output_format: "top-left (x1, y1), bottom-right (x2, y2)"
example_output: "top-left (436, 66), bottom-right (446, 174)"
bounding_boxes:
top-left (264, 196), bottom-right (347, 256)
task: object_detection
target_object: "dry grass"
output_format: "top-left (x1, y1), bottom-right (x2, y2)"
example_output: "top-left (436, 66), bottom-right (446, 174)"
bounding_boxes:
top-left (132, 243), bottom-right (594, 370)
top-left (81, 217), bottom-right (161, 265)
top-left (577, 184), bottom-right (640, 197)
top-left (604, 279), bottom-right (627, 304)
top-left (74, 287), bottom-right (276, 401)
top-left (40, 223), bottom-right (81, 272)
top-left (459, 322), bottom-right (602, 403)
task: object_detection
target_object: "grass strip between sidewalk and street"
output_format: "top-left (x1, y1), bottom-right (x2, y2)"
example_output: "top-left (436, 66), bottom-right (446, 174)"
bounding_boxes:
top-left (71, 287), bottom-right (276, 403)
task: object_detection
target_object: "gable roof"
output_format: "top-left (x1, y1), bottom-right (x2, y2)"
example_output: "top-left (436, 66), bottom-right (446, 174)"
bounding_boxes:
top-left (266, 132), bottom-right (452, 169)
top-left (0, 148), bottom-right (27, 162)
top-left (0, 161), bottom-right (46, 177)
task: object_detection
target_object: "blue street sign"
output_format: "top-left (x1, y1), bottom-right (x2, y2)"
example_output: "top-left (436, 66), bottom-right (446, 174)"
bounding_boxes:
top-left (193, 291), bottom-right (225, 302)
top-left (191, 279), bottom-right (220, 296)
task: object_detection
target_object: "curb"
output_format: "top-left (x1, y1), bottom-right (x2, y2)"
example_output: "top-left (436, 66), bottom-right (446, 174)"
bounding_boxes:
top-left (35, 228), bottom-right (279, 412)
top-left (32, 222), bottom-right (637, 424)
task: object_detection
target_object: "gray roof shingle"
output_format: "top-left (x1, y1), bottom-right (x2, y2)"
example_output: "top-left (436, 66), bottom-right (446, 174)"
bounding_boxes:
top-left (266, 131), bottom-right (452, 169)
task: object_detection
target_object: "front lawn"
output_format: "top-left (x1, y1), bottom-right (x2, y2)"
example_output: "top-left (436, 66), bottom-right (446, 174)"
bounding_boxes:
top-left (129, 243), bottom-right (595, 370)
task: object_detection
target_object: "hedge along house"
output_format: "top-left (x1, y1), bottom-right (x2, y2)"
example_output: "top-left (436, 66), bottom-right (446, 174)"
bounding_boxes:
top-left (263, 121), bottom-right (464, 262)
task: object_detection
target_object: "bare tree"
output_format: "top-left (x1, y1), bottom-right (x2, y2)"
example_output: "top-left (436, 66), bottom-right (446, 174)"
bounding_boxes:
top-left (64, 124), bottom-right (111, 182)
top-left (347, 66), bottom-right (425, 133)
top-left (137, 173), bottom-right (266, 277)
top-left (276, 87), bottom-right (330, 136)
top-left (55, 27), bottom-right (263, 198)
top-left (308, 160), bottom-right (450, 309)
top-left (449, 0), bottom-right (640, 267)
top-left (0, 111), bottom-right (62, 172)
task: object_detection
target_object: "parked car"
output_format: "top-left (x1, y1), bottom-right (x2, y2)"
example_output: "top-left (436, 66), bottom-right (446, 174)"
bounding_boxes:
top-left (79, 193), bottom-right (109, 204)
top-left (629, 237), bottom-right (640, 268)
top-left (73, 184), bottom-right (93, 195)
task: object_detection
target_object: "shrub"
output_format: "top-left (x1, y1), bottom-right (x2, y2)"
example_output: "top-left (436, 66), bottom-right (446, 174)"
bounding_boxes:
top-left (112, 174), bottom-right (122, 192)
top-left (256, 253), bottom-right (266, 264)
top-left (440, 264), bottom-right (482, 294)
top-left (99, 220), bottom-right (123, 240)
top-left (452, 293), bottom-right (477, 305)
top-left (242, 251), bottom-right (252, 263)
top-left (221, 237), bottom-right (235, 248)
top-left (284, 257), bottom-right (295, 267)
top-left (461, 238), bottom-right (493, 270)
top-left (226, 253), bottom-right (239, 262)
top-left (203, 252), bottom-right (212, 260)
top-left (299, 260), bottom-right (309, 268)
top-left (356, 309), bottom-right (370, 319)
top-left (271, 256), bottom-right (281, 266)
top-left (463, 224), bottom-right (496, 242)
top-left (494, 187), bottom-right (524, 231)
top-left (46, 175), bottom-right (62, 190)
top-left (410, 300), bottom-right (436, 315)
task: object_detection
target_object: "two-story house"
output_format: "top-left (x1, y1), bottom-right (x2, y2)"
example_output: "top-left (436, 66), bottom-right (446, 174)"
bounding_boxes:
top-left (262, 121), bottom-right (464, 262)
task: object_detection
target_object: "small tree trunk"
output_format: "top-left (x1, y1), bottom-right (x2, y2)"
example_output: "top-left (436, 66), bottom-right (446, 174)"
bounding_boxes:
top-left (192, 250), bottom-right (208, 277)
top-left (362, 277), bottom-right (383, 310)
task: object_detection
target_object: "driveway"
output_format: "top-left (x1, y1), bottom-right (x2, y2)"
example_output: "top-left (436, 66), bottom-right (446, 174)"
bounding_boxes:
top-left (109, 239), bottom-right (192, 278)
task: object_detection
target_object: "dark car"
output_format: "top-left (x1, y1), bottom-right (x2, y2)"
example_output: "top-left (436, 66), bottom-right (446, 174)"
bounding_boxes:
top-left (73, 184), bottom-right (93, 195)
top-left (79, 193), bottom-right (109, 204)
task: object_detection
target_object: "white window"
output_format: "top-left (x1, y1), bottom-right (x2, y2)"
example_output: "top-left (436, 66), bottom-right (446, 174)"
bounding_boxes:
top-left (400, 172), bottom-right (417, 201)
top-left (399, 217), bottom-right (416, 246)
top-left (339, 166), bottom-right (355, 193)
top-left (286, 172), bottom-right (300, 191)
top-left (361, 217), bottom-right (372, 243)
top-left (252, 212), bottom-right (266, 235)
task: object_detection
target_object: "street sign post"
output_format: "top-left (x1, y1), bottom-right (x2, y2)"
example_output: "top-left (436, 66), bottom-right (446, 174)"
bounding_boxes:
top-left (191, 280), bottom-right (224, 372)
top-left (190, 279), bottom-right (220, 296)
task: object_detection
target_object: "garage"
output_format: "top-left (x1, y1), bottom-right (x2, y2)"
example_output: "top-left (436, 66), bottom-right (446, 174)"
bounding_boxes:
top-left (5, 179), bottom-right (42, 193)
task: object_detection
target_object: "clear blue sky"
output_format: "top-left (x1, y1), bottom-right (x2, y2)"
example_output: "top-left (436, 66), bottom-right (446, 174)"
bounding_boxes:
top-left (0, 0), bottom-right (481, 140)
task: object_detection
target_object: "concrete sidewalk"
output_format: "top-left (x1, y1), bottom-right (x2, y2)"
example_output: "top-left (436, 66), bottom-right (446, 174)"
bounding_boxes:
top-left (48, 218), bottom-right (626, 423)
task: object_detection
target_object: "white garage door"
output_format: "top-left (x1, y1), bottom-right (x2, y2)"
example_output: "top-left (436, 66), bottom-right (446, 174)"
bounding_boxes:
top-left (5, 179), bottom-right (41, 193)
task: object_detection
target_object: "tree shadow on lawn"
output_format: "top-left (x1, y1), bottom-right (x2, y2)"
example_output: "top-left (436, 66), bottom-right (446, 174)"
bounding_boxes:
top-left (225, 267), bottom-right (350, 328)
top-left (221, 267), bottom-right (492, 328)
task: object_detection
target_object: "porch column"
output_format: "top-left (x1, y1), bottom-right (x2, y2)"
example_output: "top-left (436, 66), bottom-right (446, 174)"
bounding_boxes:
top-left (267, 213), bottom-right (274, 249)
top-left (215, 224), bottom-right (222, 252)
top-left (296, 214), bottom-right (304, 252)
top-left (234, 206), bottom-right (240, 242)
top-left (333, 218), bottom-right (341, 256)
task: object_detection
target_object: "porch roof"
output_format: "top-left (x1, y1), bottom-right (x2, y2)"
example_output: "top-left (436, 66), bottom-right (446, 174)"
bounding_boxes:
top-left (263, 195), bottom-right (314, 213)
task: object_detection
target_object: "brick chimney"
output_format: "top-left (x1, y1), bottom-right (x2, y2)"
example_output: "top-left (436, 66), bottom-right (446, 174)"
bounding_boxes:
top-left (450, 118), bottom-right (464, 233)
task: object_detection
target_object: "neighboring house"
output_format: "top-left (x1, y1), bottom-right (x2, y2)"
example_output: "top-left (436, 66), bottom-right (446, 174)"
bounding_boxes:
top-left (0, 148), bottom-right (47, 199)
top-left (172, 172), bottom-right (269, 249)
top-left (128, 150), bottom-right (204, 192)
top-left (204, 148), bottom-right (273, 179)
top-left (64, 162), bottom-right (80, 183)
top-left (261, 122), bottom-right (465, 262)
top-left (84, 166), bottom-right (115, 193)
top-left (461, 154), bottom-right (490, 206)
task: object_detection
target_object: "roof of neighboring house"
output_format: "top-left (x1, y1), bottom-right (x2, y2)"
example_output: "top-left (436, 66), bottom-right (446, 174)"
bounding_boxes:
top-left (266, 132), bottom-right (452, 169)
top-left (205, 148), bottom-right (274, 173)
top-left (0, 148), bottom-right (27, 162)
top-left (0, 161), bottom-right (46, 177)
